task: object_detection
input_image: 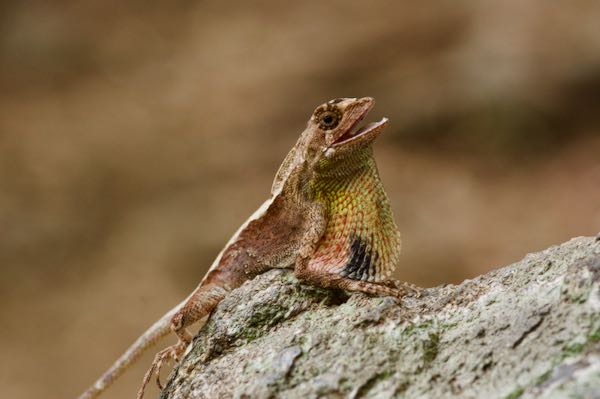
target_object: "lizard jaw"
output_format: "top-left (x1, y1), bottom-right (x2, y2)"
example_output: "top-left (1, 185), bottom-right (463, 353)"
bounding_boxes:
top-left (325, 97), bottom-right (388, 148)
top-left (331, 117), bottom-right (389, 147)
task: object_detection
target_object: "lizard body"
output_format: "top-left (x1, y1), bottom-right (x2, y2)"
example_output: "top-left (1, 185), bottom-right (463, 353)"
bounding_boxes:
top-left (78, 97), bottom-right (416, 399)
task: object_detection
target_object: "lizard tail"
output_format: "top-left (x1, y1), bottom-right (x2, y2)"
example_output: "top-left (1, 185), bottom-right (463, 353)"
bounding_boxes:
top-left (76, 303), bottom-right (182, 399)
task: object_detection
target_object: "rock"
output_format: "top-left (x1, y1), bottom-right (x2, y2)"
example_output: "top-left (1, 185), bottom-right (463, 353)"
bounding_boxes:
top-left (161, 237), bottom-right (600, 399)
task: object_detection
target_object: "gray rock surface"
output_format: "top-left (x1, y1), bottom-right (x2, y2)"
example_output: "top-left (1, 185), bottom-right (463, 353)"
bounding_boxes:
top-left (162, 236), bottom-right (600, 399)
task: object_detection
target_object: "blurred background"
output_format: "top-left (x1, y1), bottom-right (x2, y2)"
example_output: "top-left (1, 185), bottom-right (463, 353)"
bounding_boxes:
top-left (1, 1), bottom-right (599, 398)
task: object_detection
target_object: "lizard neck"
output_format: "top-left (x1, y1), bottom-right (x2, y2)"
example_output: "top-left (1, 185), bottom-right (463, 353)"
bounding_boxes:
top-left (310, 152), bottom-right (401, 282)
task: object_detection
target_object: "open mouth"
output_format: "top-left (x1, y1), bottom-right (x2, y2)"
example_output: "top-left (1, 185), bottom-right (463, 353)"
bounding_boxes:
top-left (332, 117), bottom-right (388, 146)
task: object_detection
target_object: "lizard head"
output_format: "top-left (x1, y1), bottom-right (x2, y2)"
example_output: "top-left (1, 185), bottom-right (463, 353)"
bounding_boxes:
top-left (310, 97), bottom-right (387, 150)
top-left (306, 97), bottom-right (388, 174)
top-left (271, 97), bottom-right (388, 194)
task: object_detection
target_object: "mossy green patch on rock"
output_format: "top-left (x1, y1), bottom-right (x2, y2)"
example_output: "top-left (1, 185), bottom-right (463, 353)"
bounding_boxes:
top-left (422, 332), bottom-right (440, 364)
top-left (505, 386), bottom-right (524, 399)
top-left (562, 342), bottom-right (585, 358)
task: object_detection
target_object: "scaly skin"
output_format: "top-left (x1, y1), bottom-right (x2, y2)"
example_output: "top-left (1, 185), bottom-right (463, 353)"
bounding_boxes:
top-left (77, 97), bottom-right (419, 399)
top-left (309, 153), bottom-right (401, 283)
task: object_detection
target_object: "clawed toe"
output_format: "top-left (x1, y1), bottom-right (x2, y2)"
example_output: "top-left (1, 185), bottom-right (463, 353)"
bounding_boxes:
top-left (154, 348), bottom-right (171, 389)
top-left (137, 343), bottom-right (186, 399)
top-left (386, 280), bottom-right (423, 298)
top-left (401, 282), bottom-right (423, 298)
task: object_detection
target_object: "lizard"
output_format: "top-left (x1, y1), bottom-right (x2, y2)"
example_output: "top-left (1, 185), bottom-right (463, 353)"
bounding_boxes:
top-left (77, 97), bottom-right (419, 399)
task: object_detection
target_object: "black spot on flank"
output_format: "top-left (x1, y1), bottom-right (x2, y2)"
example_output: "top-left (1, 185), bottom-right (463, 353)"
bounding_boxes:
top-left (353, 245), bottom-right (368, 279)
top-left (341, 236), bottom-right (374, 280)
top-left (329, 98), bottom-right (345, 104)
top-left (340, 238), bottom-right (362, 277)
top-left (356, 248), bottom-right (372, 280)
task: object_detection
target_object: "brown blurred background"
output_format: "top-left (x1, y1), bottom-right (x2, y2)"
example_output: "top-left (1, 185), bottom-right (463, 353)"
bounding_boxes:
top-left (1, 1), bottom-right (599, 398)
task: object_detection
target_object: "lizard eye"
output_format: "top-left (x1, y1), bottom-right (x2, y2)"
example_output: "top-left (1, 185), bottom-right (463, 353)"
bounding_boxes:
top-left (316, 108), bottom-right (341, 130)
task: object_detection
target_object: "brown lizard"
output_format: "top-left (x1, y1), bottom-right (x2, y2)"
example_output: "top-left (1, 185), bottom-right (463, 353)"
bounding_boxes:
top-left (77, 97), bottom-right (419, 399)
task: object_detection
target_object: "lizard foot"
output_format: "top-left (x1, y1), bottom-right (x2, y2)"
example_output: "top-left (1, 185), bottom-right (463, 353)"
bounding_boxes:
top-left (388, 280), bottom-right (423, 298)
top-left (137, 341), bottom-right (187, 399)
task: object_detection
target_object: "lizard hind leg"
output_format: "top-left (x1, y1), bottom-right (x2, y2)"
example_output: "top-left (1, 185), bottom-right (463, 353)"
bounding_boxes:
top-left (137, 281), bottom-right (230, 399)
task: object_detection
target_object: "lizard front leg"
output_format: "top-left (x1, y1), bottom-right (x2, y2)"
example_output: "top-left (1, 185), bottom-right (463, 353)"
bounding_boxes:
top-left (295, 265), bottom-right (420, 298)
top-left (295, 248), bottom-right (421, 298)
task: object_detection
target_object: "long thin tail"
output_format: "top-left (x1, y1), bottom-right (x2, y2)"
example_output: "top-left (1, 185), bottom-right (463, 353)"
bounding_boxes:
top-left (77, 302), bottom-right (184, 399)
